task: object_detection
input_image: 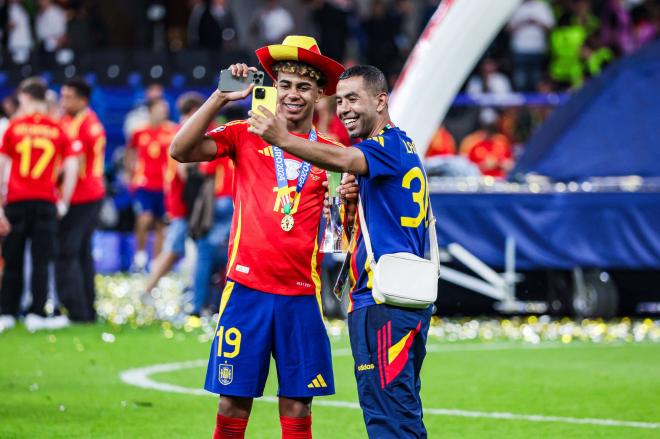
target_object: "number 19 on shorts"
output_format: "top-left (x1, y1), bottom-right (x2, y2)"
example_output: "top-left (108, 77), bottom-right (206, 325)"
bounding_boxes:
top-left (216, 326), bottom-right (242, 358)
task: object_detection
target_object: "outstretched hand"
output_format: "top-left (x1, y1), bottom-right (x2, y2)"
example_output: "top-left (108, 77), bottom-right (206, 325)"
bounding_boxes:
top-left (247, 107), bottom-right (289, 146)
top-left (220, 63), bottom-right (256, 102)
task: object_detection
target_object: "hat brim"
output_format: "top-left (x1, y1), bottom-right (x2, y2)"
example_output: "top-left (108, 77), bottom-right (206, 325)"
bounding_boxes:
top-left (255, 45), bottom-right (345, 96)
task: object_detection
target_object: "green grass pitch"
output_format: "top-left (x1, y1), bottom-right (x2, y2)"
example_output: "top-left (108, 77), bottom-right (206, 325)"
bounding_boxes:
top-left (1, 324), bottom-right (659, 438)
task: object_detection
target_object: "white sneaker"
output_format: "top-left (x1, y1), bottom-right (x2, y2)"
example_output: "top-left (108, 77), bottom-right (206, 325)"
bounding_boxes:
top-left (24, 314), bottom-right (71, 332)
top-left (132, 250), bottom-right (149, 272)
top-left (0, 314), bottom-right (16, 333)
top-left (24, 313), bottom-right (50, 333)
top-left (46, 315), bottom-right (71, 330)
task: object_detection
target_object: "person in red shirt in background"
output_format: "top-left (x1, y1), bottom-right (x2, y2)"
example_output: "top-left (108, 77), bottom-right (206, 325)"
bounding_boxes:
top-left (314, 96), bottom-right (351, 146)
top-left (192, 126), bottom-right (235, 318)
top-left (56, 77), bottom-right (106, 323)
top-left (459, 109), bottom-right (513, 178)
top-left (143, 92), bottom-right (205, 295)
top-left (125, 97), bottom-right (177, 272)
top-left (0, 77), bottom-right (79, 332)
top-left (425, 124), bottom-right (456, 158)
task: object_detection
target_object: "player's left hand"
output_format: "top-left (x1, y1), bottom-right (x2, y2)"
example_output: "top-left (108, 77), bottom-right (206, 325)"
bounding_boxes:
top-left (339, 174), bottom-right (359, 226)
top-left (247, 107), bottom-right (288, 146)
top-left (339, 174), bottom-right (359, 201)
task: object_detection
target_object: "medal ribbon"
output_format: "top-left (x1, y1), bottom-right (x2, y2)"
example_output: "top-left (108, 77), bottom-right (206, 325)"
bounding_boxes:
top-left (272, 129), bottom-right (317, 215)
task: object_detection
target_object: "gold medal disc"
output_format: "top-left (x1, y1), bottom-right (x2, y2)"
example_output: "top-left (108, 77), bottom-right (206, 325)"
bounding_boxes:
top-left (281, 214), bottom-right (294, 232)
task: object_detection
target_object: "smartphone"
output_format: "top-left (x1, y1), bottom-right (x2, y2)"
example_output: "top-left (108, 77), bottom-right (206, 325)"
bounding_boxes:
top-left (251, 86), bottom-right (277, 117)
top-left (217, 69), bottom-right (264, 92)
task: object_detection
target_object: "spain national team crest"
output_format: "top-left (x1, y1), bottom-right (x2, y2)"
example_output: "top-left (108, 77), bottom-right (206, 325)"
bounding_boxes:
top-left (218, 363), bottom-right (233, 385)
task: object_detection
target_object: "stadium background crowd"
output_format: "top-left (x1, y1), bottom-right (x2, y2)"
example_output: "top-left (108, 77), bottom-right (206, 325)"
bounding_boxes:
top-left (0, 0), bottom-right (658, 326)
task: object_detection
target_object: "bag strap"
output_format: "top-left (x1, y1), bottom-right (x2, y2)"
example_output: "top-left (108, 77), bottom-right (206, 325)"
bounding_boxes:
top-left (358, 195), bottom-right (439, 274)
top-left (357, 197), bottom-right (376, 270)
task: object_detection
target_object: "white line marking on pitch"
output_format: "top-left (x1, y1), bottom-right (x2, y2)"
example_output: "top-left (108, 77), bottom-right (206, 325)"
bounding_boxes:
top-left (119, 346), bottom-right (660, 430)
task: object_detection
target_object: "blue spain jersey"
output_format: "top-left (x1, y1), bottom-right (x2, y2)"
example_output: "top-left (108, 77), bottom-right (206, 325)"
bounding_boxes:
top-left (348, 125), bottom-right (430, 312)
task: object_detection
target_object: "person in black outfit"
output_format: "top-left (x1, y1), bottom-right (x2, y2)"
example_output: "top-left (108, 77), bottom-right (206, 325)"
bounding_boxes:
top-left (0, 77), bottom-right (78, 331)
top-left (311, 0), bottom-right (350, 63)
top-left (55, 77), bottom-right (107, 322)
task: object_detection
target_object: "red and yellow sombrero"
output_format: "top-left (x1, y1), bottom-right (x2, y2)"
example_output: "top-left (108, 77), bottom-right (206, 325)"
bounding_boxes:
top-left (255, 35), bottom-right (345, 96)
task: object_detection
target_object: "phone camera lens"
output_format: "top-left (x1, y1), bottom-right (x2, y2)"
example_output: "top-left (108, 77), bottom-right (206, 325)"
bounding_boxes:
top-left (255, 88), bottom-right (266, 99)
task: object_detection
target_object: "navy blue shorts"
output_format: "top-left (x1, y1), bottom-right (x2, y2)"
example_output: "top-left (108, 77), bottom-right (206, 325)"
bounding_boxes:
top-left (348, 304), bottom-right (433, 439)
top-left (133, 188), bottom-right (165, 219)
top-left (205, 280), bottom-right (335, 398)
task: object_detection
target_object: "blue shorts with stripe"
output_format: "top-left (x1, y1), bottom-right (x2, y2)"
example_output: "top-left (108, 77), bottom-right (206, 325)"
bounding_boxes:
top-left (204, 279), bottom-right (335, 398)
top-left (348, 304), bottom-right (433, 439)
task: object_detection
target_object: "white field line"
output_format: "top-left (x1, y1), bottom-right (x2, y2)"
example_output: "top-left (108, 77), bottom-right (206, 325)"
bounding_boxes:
top-left (332, 340), bottom-right (630, 357)
top-left (119, 343), bottom-right (660, 430)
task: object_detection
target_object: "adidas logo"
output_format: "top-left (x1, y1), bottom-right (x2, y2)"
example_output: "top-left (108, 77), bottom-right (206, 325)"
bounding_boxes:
top-left (307, 374), bottom-right (327, 389)
top-left (258, 146), bottom-right (274, 156)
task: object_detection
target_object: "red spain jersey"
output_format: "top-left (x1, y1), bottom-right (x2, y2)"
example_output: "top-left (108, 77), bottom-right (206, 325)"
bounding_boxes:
top-left (60, 109), bottom-right (106, 204)
top-left (129, 122), bottom-right (177, 191)
top-left (207, 120), bottom-right (343, 296)
top-left (165, 154), bottom-right (186, 219)
top-left (199, 156), bottom-right (235, 199)
top-left (0, 113), bottom-right (75, 204)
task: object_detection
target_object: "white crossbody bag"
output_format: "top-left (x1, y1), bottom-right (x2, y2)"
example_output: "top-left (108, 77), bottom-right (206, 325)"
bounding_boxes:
top-left (358, 197), bottom-right (440, 308)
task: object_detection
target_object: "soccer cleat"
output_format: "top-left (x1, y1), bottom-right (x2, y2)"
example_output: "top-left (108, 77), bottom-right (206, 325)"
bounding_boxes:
top-left (0, 315), bottom-right (16, 333)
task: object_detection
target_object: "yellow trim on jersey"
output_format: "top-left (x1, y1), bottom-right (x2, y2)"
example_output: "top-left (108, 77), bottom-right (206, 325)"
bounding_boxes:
top-left (364, 255), bottom-right (373, 290)
top-left (364, 254), bottom-right (383, 304)
top-left (311, 236), bottom-right (322, 315)
top-left (66, 110), bottom-right (87, 139)
top-left (388, 329), bottom-right (414, 364)
top-left (317, 133), bottom-right (345, 148)
top-left (226, 203), bottom-right (242, 273)
top-left (217, 281), bottom-right (235, 322)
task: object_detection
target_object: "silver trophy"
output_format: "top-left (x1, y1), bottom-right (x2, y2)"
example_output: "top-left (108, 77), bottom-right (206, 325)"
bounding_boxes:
top-left (320, 171), bottom-right (348, 253)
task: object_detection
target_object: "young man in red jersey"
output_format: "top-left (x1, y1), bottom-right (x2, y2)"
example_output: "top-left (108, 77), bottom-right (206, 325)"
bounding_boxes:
top-left (0, 77), bottom-right (79, 332)
top-left (125, 97), bottom-right (178, 271)
top-left (171, 36), bottom-right (345, 439)
top-left (56, 77), bottom-right (106, 322)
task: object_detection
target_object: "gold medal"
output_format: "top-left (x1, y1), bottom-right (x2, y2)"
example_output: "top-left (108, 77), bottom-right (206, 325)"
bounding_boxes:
top-left (281, 214), bottom-right (294, 232)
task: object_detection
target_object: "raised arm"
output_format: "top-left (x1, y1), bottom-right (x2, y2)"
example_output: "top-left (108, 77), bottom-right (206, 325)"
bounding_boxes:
top-left (170, 64), bottom-right (255, 163)
top-left (247, 108), bottom-right (369, 175)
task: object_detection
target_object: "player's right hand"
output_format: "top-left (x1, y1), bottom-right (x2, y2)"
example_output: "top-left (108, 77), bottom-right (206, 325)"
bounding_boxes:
top-left (220, 63), bottom-right (257, 102)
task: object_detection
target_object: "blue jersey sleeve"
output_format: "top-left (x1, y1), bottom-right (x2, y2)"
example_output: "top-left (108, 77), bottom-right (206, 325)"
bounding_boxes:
top-left (355, 135), bottom-right (401, 179)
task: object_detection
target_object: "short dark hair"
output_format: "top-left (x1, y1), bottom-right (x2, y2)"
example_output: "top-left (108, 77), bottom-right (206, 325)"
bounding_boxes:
top-left (339, 65), bottom-right (388, 95)
top-left (18, 77), bottom-right (48, 101)
top-left (62, 76), bottom-right (92, 99)
top-left (146, 97), bottom-right (166, 110)
top-left (176, 92), bottom-right (204, 116)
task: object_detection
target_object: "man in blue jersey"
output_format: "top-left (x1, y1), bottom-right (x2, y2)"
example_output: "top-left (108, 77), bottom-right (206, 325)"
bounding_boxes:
top-left (249, 65), bottom-right (433, 439)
